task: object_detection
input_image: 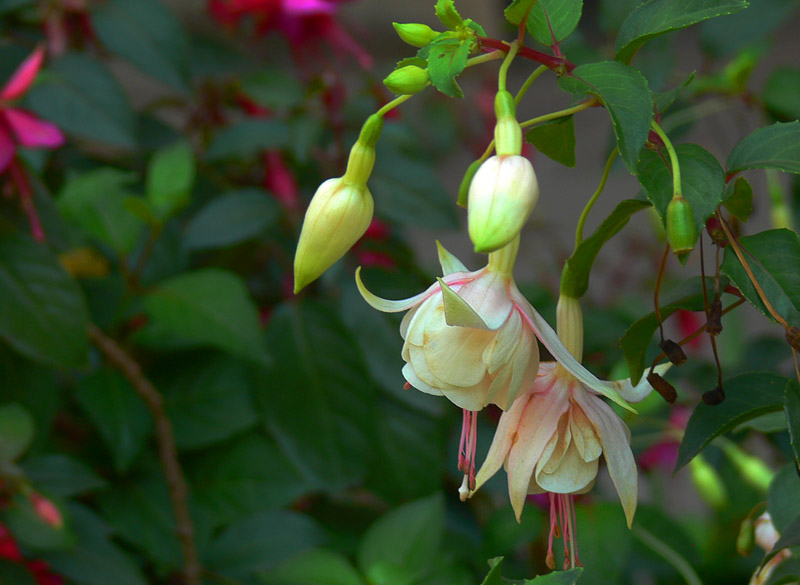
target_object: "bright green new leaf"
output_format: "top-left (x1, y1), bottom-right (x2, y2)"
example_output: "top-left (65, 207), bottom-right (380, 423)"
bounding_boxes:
top-left (146, 140), bottom-right (195, 220)
top-left (675, 373), bottom-right (793, 470)
top-left (722, 176), bottom-right (753, 222)
top-left (435, 0), bottom-right (463, 29)
top-left (558, 61), bottom-right (653, 172)
top-left (615, 0), bottom-right (749, 63)
top-left (727, 121), bottom-right (800, 175)
top-left (426, 37), bottom-right (470, 98)
top-left (526, 116), bottom-right (576, 167)
top-left (0, 403), bottom-right (34, 462)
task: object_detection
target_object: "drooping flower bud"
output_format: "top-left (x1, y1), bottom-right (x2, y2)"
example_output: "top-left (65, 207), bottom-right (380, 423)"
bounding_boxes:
top-left (392, 22), bottom-right (440, 48)
top-left (294, 115), bottom-right (383, 293)
top-left (383, 65), bottom-right (429, 95)
top-left (467, 154), bottom-right (539, 253)
top-left (493, 90), bottom-right (522, 156)
top-left (666, 195), bottom-right (696, 263)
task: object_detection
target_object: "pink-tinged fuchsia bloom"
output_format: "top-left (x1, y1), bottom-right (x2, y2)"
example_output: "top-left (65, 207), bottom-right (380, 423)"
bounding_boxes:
top-left (356, 240), bottom-right (635, 494)
top-left (470, 295), bottom-right (668, 569)
top-left (0, 47), bottom-right (65, 173)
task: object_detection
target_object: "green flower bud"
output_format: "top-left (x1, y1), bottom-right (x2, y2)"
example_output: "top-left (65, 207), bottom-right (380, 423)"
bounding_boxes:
top-left (468, 155), bottom-right (539, 253)
top-left (666, 195), bottom-right (696, 264)
top-left (383, 65), bottom-right (429, 95)
top-left (736, 513), bottom-right (756, 556)
top-left (392, 22), bottom-right (440, 48)
top-left (689, 455), bottom-right (727, 508)
top-left (493, 91), bottom-right (522, 156)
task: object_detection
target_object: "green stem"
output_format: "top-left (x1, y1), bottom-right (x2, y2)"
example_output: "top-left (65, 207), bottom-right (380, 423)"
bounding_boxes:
top-left (375, 94), bottom-right (413, 118)
top-left (519, 99), bottom-right (596, 129)
top-left (633, 526), bottom-right (703, 585)
top-left (487, 234), bottom-right (520, 275)
top-left (651, 120), bottom-right (682, 197)
top-left (574, 147), bottom-right (618, 249)
top-left (466, 50), bottom-right (504, 68)
top-left (515, 65), bottom-right (547, 105)
top-left (498, 40), bottom-right (519, 92)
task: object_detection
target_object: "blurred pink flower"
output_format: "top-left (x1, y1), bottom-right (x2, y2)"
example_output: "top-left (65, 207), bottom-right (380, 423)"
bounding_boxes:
top-left (0, 47), bottom-right (65, 172)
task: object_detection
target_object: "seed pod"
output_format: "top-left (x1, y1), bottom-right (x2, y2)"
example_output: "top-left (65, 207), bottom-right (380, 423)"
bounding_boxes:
top-left (392, 22), bottom-right (440, 48)
top-left (702, 385), bottom-right (726, 405)
top-left (383, 65), bottom-right (429, 95)
top-left (666, 195), bottom-right (696, 263)
top-left (647, 371), bottom-right (677, 403)
top-left (707, 298), bottom-right (723, 335)
top-left (786, 326), bottom-right (800, 352)
top-left (705, 216), bottom-right (727, 247)
top-left (659, 339), bottom-right (687, 366)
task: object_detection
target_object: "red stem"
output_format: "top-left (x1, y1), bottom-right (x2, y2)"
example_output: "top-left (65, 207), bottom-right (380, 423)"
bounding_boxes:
top-left (477, 37), bottom-right (574, 73)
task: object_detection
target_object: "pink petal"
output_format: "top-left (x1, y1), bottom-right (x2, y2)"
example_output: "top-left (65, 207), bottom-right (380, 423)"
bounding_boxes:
top-left (0, 129), bottom-right (16, 172)
top-left (1, 47), bottom-right (45, 101)
top-left (282, 0), bottom-right (337, 15)
top-left (4, 109), bottom-right (64, 149)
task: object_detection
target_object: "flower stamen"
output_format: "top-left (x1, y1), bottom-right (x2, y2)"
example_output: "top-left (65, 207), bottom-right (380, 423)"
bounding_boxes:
top-left (458, 409), bottom-right (479, 500)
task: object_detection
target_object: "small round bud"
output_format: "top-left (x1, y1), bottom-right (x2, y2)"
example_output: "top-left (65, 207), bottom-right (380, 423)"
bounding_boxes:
top-left (383, 65), bottom-right (429, 95)
top-left (659, 339), bottom-right (687, 366)
top-left (392, 22), bottom-right (440, 48)
top-left (468, 155), bottom-right (539, 253)
top-left (666, 195), bottom-right (697, 263)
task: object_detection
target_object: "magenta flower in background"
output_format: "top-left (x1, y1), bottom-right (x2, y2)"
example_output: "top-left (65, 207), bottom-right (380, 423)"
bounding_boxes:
top-left (0, 47), bottom-right (65, 172)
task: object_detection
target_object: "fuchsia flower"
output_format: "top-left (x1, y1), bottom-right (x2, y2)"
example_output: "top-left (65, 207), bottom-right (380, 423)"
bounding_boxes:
top-left (0, 47), bottom-right (65, 172)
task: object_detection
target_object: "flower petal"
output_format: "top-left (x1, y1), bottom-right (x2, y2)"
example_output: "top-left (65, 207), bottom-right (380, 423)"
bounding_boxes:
top-left (474, 390), bottom-right (531, 491)
top-left (436, 240), bottom-right (468, 276)
top-left (1, 47), bottom-right (44, 101)
top-left (4, 109), bottom-right (64, 148)
top-left (574, 390), bottom-right (638, 528)
top-left (570, 402), bottom-right (602, 462)
top-left (424, 325), bottom-right (492, 387)
top-left (355, 266), bottom-right (433, 313)
top-left (438, 278), bottom-right (490, 329)
top-left (401, 363), bottom-right (443, 397)
top-left (526, 307), bottom-right (636, 413)
top-left (536, 440), bottom-right (598, 494)
top-left (610, 362), bottom-right (672, 403)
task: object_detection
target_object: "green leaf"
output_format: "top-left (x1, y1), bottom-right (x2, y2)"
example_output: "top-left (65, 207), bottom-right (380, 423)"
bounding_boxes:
top-left (256, 301), bottom-right (378, 490)
top-left (190, 432), bottom-right (311, 528)
top-left (74, 368), bottom-right (153, 472)
top-left (727, 121), bottom-right (800, 174)
top-left (621, 276), bottom-right (728, 385)
top-left (785, 382), bottom-right (800, 471)
top-left (205, 510), bottom-right (326, 581)
top-left (58, 168), bottom-right (145, 254)
top-left (184, 189), bottom-right (280, 250)
top-left (240, 70), bottom-right (305, 109)
top-left (206, 120), bottom-right (290, 160)
top-left (2, 493), bottom-right (73, 551)
top-left (357, 493), bottom-right (445, 580)
top-left (526, 116), bottom-right (577, 167)
top-left (764, 68), bottom-right (800, 121)
top-left (558, 61), bottom-right (653, 172)
top-left (768, 465), bottom-right (800, 534)
top-left (92, 0), bottom-right (190, 91)
top-left (572, 504), bottom-right (630, 585)
top-left (434, 0), bottom-right (463, 29)
top-left (481, 557), bottom-right (583, 585)
top-left (637, 143), bottom-right (725, 237)
top-left (143, 268), bottom-right (269, 365)
top-left (614, 0), bottom-right (749, 63)
top-left (766, 516), bottom-right (800, 565)
top-left (0, 403), bottom-right (34, 462)
top-left (0, 229), bottom-right (89, 367)
top-left (675, 372), bottom-right (794, 470)
top-left (721, 229), bottom-right (800, 327)
top-left (426, 37), bottom-right (470, 98)
top-left (700, 0), bottom-right (794, 57)
top-left (722, 176), bottom-right (753, 221)
top-left (653, 71), bottom-right (695, 113)
top-left (261, 549), bottom-right (363, 585)
top-left (23, 455), bottom-right (107, 498)
top-left (146, 140), bottom-right (195, 220)
top-left (164, 357), bottom-right (258, 450)
top-left (25, 53), bottom-right (137, 148)
top-left (561, 199), bottom-right (651, 298)
top-left (507, 0), bottom-right (583, 46)
top-left (0, 559), bottom-right (38, 585)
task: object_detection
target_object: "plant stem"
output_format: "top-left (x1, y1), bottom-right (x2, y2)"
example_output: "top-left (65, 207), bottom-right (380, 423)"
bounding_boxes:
top-left (519, 99), bottom-right (596, 129)
top-left (574, 147), bottom-right (618, 248)
top-left (375, 93), bottom-right (413, 118)
top-left (466, 50), bottom-right (504, 68)
top-left (651, 121), bottom-right (682, 197)
top-left (87, 325), bottom-right (202, 585)
top-left (515, 65), bottom-right (547, 105)
top-left (498, 40), bottom-right (519, 92)
top-left (477, 37), bottom-right (574, 72)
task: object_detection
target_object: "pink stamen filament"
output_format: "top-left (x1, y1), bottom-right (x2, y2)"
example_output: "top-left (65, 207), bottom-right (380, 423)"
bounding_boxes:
top-left (546, 493), bottom-right (580, 571)
top-left (457, 409), bottom-right (478, 492)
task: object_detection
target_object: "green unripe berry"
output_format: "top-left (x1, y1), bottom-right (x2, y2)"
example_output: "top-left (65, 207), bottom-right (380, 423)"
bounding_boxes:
top-left (666, 195), bottom-right (696, 264)
top-left (392, 22), bottom-right (440, 48)
top-left (383, 65), bottom-right (429, 95)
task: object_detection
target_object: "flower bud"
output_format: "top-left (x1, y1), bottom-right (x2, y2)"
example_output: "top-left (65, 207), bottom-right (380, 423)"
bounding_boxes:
top-left (493, 90), bottom-right (522, 156)
top-left (468, 155), bottom-right (538, 253)
top-left (666, 195), bottom-right (696, 263)
top-left (383, 65), bottom-right (429, 95)
top-left (392, 22), bottom-right (440, 48)
top-left (736, 513), bottom-right (756, 556)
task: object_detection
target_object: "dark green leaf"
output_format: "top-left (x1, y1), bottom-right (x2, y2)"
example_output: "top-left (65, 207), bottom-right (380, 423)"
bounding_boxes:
top-left (205, 510), bottom-right (326, 581)
top-left (143, 268), bottom-right (269, 365)
top-left (561, 199), bottom-right (651, 298)
top-left (721, 229), bottom-right (800, 327)
top-left (653, 71), bottom-right (695, 113)
top-left (700, 0), bottom-right (795, 57)
top-left (184, 189), bottom-right (280, 250)
top-left (426, 38), bottom-right (470, 98)
top-left (675, 373), bottom-right (794, 470)
top-left (558, 61), bottom-right (653, 172)
top-left (357, 493), bottom-right (445, 579)
top-left (23, 455), bottom-right (107, 497)
top-left (190, 432), bottom-right (311, 528)
top-left (767, 516), bottom-right (800, 564)
top-left (764, 558), bottom-right (800, 585)
top-left (0, 229), bottom-right (89, 367)
top-left (261, 549), bottom-right (363, 585)
top-left (74, 368), bottom-right (152, 472)
top-left (206, 120), bottom-right (290, 160)
top-left (146, 140), bottom-right (195, 220)
top-left (526, 116), bottom-right (577, 167)
top-left (614, 0), bottom-right (748, 63)
top-left (165, 357), bottom-right (258, 450)
top-left (241, 70), bottom-right (304, 109)
top-left (572, 504), bottom-right (630, 585)
top-left (722, 176), bottom-right (753, 221)
top-left (92, 0), bottom-right (190, 91)
top-left (25, 53), bottom-right (137, 148)
top-left (1, 493), bottom-right (73, 551)
top-left (507, 0), bottom-right (583, 46)
top-left (727, 122), bottom-right (800, 174)
top-left (480, 557), bottom-right (583, 585)
top-left (256, 301), bottom-right (377, 490)
top-left (785, 383), bottom-right (800, 477)
top-left (58, 168), bottom-right (145, 254)
top-left (0, 559), bottom-right (37, 585)
top-left (637, 143), bottom-right (725, 236)
top-left (0, 403), bottom-right (34, 462)
top-left (621, 276), bottom-right (728, 385)
top-left (768, 465), bottom-right (800, 533)
top-left (764, 68), bottom-right (800, 121)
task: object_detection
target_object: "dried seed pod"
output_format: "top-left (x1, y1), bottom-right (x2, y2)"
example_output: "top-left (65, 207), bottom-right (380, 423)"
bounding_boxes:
top-left (707, 298), bottom-right (723, 335)
top-left (647, 371), bottom-right (677, 403)
top-left (702, 385), bottom-right (726, 405)
top-left (659, 339), bottom-right (687, 366)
